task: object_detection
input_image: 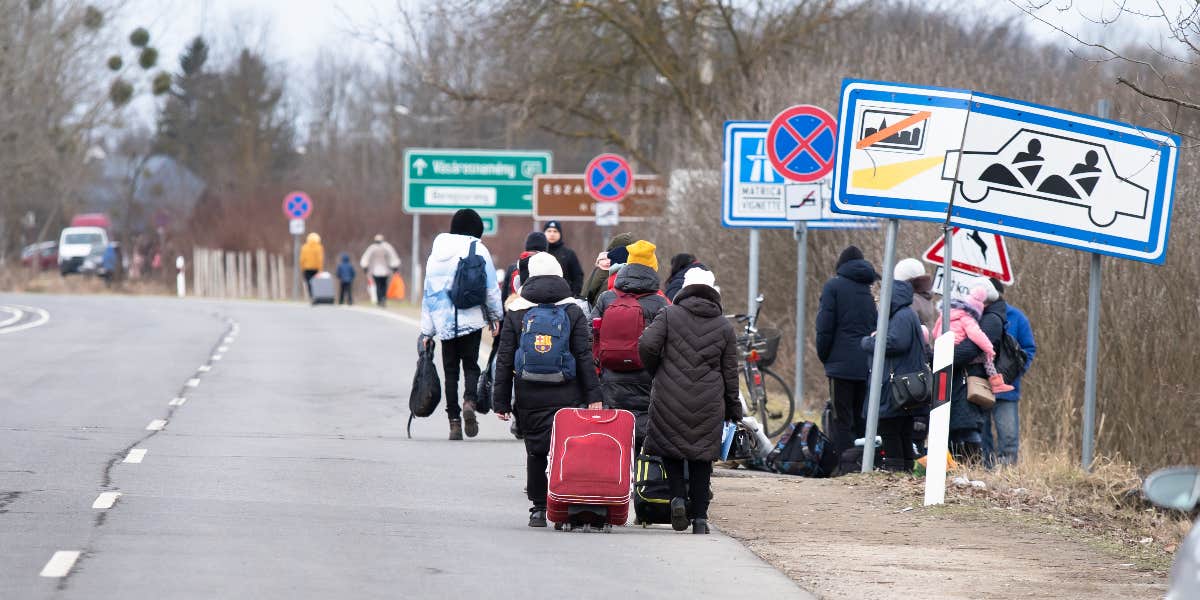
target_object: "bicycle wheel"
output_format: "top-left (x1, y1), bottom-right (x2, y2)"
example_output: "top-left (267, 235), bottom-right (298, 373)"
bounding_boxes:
top-left (758, 367), bottom-right (796, 438)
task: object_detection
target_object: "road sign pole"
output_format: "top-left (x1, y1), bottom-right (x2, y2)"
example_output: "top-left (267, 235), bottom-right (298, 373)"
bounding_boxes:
top-left (747, 229), bottom-right (760, 313)
top-left (862, 218), bottom-right (899, 472)
top-left (941, 224), bottom-right (953, 334)
top-left (1082, 252), bottom-right (1102, 470)
top-left (411, 214), bottom-right (421, 306)
top-left (292, 233), bottom-right (301, 300)
top-left (793, 222), bottom-right (808, 409)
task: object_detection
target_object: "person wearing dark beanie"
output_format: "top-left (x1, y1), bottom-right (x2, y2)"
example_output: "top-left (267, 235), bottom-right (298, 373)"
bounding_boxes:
top-left (525, 231), bottom-right (548, 252)
top-left (543, 220), bottom-right (584, 296)
top-left (450, 209), bottom-right (485, 239)
top-left (419, 207), bottom-right (503, 441)
top-left (815, 244), bottom-right (880, 455)
top-left (501, 232), bottom-right (550, 306)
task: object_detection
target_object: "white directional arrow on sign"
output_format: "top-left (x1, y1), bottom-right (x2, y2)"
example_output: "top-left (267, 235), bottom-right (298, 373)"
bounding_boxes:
top-left (413, 158), bottom-right (428, 176)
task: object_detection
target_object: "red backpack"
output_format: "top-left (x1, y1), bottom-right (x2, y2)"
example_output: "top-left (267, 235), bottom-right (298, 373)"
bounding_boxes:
top-left (597, 291), bottom-right (649, 371)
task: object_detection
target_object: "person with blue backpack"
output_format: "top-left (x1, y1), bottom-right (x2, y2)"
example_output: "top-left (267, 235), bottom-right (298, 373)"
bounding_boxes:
top-left (419, 209), bottom-right (504, 441)
top-left (493, 252), bottom-right (602, 527)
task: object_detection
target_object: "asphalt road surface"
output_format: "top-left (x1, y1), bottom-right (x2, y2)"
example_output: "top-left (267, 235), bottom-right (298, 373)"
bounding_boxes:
top-left (0, 293), bottom-right (812, 599)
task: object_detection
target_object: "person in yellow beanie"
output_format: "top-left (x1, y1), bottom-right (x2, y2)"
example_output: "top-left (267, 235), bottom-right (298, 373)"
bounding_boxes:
top-left (299, 232), bottom-right (325, 298)
top-left (591, 239), bottom-right (667, 453)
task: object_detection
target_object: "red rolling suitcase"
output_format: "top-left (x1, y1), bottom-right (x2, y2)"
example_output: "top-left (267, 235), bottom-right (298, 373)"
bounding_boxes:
top-left (546, 408), bottom-right (635, 531)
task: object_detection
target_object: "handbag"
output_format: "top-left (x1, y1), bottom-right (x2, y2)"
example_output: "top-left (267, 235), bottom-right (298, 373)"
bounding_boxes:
top-left (890, 368), bottom-right (932, 411)
top-left (727, 426), bottom-right (755, 461)
top-left (966, 375), bottom-right (996, 409)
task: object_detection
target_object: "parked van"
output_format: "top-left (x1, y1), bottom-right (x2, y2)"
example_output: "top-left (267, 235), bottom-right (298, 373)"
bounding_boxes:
top-left (58, 226), bottom-right (109, 275)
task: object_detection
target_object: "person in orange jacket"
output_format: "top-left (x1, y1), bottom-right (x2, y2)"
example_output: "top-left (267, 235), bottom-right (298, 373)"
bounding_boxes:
top-left (299, 232), bottom-right (325, 298)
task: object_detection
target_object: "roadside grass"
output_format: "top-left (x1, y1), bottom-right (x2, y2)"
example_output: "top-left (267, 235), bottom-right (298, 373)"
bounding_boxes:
top-left (856, 445), bottom-right (1193, 572)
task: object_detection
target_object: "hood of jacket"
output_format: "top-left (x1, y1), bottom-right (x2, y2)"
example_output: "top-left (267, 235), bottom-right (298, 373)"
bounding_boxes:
top-left (889, 280), bottom-right (914, 315)
top-left (674, 284), bottom-right (723, 318)
top-left (837, 258), bottom-right (878, 285)
top-left (607, 232), bottom-right (634, 251)
top-left (429, 233), bottom-right (478, 262)
top-left (614, 263), bottom-right (660, 294)
top-left (985, 297), bottom-right (1009, 321)
top-left (508, 275), bottom-right (574, 310)
top-left (339, 253), bottom-right (350, 262)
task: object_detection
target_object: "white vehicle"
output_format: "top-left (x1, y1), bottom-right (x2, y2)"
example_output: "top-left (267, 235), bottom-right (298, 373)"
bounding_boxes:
top-left (57, 226), bottom-right (108, 275)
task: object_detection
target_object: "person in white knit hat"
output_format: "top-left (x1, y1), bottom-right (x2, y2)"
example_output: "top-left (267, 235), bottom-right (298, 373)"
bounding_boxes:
top-left (894, 257), bottom-right (939, 332)
top-left (637, 267), bottom-right (743, 534)
top-left (492, 252), bottom-right (602, 528)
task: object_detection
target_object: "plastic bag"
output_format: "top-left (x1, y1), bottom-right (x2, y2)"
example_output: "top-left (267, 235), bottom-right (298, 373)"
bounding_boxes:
top-left (407, 340), bottom-right (442, 438)
top-left (387, 273), bottom-right (406, 300)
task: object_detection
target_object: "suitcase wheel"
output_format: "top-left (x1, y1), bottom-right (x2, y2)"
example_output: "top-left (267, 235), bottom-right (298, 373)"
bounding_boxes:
top-left (554, 522), bottom-right (564, 531)
top-left (603, 524), bottom-right (613, 533)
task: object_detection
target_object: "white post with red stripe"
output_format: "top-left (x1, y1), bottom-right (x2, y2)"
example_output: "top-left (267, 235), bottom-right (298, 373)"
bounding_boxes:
top-left (924, 331), bottom-right (955, 505)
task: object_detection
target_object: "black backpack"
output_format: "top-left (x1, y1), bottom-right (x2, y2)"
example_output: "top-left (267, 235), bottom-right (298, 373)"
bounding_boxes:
top-left (995, 331), bottom-right (1028, 384)
top-left (407, 341), bottom-right (442, 438)
top-left (766, 421), bottom-right (838, 477)
top-left (449, 241), bottom-right (488, 310)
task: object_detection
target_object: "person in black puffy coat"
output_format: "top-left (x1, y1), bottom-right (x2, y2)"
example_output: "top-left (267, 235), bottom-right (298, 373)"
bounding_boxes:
top-left (815, 245), bottom-right (879, 456)
top-left (638, 268), bottom-right (743, 535)
top-left (860, 280), bottom-right (928, 472)
top-left (493, 253), bottom-right (602, 528)
top-left (544, 221), bottom-right (585, 297)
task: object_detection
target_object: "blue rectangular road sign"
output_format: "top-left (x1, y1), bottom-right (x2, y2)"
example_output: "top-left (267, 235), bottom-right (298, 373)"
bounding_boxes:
top-left (723, 121), bottom-right (877, 230)
top-left (830, 79), bottom-right (1180, 264)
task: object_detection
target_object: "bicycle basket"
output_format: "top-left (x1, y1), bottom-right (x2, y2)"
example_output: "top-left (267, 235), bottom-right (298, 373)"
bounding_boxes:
top-left (753, 328), bottom-right (781, 368)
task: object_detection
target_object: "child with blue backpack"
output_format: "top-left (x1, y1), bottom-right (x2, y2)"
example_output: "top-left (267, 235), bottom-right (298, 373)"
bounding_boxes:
top-left (493, 252), bottom-right (602, 528)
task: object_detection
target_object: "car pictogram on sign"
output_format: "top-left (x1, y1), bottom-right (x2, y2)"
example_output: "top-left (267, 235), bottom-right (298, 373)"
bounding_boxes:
top-left (943, 129), bottom-right (1149, 228)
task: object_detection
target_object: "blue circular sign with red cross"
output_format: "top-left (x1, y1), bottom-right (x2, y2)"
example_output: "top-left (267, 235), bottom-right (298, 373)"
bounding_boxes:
top-left (766, 105), bottom-right (838, 183)
top-left (282, 191), bottom-right (313, 220)
top-left (585, 153), bottom-right (634, 202)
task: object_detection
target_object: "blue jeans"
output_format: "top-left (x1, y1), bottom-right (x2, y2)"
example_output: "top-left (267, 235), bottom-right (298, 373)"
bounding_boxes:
top-left (981, 401), bottom-right (1020, 466)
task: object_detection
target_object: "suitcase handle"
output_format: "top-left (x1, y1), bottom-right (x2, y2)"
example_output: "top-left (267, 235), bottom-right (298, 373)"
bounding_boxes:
top-left (567, 408), bottom-right (622, 424)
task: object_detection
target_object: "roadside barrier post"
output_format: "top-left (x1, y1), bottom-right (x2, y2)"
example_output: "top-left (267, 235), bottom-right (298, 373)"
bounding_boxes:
top-left (175, 256), bottom-right (185, 297)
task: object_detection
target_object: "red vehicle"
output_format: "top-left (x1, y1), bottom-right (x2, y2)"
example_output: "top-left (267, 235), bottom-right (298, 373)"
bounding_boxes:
top-left (20, 241), bottom-right (58, 270)
top-left (70, 213), bottom-right (112, 230)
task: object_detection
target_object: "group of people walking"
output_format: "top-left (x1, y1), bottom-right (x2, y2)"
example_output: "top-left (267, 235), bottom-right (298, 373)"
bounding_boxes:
top-left (816, 246), bottom-right (1037, 470)
top-left (417, 209), bottom-right (737, 532)
top-left (297, 232), bottom-right (402, 306)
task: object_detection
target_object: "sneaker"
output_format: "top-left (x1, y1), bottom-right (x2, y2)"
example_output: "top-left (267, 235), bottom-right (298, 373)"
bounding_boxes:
top-left (691, 519), bottom-right (710, 534)
top-left (670, 497), bottom-right (689, 532)
top-left (989, 374), bottom-right (1015, 394)
top-left (449, 419), bottom-right (463, 441)
top-left (528, 509), bottom-right (547, 528)
top-left (463, 402), bottom-right (479, 438)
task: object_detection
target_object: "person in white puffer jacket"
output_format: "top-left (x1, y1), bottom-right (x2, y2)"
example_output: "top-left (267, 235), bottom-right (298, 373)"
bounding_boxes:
top-left (418, 209), bottom-right (503, 441)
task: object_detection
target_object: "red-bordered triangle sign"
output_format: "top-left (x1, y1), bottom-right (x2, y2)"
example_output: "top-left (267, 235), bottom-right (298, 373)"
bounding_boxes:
top-left (923, 227), bottom-right (1014, 284)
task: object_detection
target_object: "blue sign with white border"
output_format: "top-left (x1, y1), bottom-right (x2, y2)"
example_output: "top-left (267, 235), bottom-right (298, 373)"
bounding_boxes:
top-left (723, 121), bottom-right (877, 230)
top-left (830, 79), bottom-right (1180, 264)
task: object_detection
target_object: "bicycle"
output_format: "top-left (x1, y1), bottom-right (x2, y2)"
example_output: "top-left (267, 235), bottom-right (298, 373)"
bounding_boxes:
top-left (730, 294), bottom-right (795, 438)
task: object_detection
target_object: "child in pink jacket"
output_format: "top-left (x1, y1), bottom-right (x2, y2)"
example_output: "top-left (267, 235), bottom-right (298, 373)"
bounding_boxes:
top-left (932, 285), bottom-right (1014, 394)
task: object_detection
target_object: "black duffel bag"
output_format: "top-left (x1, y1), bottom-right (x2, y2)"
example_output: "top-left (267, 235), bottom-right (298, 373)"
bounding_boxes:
top-left (474, 344), bottom-right (497, 415)
top-left (408, 339), bottom-right (442, 438)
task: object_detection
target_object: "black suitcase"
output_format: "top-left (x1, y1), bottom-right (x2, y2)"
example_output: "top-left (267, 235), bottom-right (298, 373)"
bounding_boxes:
top-left (633, 454), bottom-right (677, 526)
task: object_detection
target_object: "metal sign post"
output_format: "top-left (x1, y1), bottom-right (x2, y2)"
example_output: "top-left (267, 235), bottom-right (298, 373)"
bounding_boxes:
top-left (292, 233), bottom-right (301, 300)
top-left (793, 221), bottom-right (809, 407)
top-left (411, 214), bottom-right (421, 306)
top-left (747, 229), bottom-right (760, 314)
top-left (862, 218), bottom-right (900, 472)
top-left (1082, 99), bottom-right (1111, 471)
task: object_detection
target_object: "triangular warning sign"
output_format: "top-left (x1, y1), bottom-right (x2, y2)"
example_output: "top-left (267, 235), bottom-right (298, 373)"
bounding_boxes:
top-left (923, 227), bottom-right (1014, 284)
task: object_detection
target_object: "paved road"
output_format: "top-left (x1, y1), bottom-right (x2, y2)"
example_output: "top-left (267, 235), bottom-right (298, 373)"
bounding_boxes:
top-left (0, 293), bottom-right (812, 599)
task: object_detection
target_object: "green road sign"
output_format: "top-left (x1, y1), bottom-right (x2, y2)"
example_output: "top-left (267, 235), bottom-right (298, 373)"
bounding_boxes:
top-left (481, 215), bottom-right (498, 237)
top-left (403, 149), bottom-right (552, 215)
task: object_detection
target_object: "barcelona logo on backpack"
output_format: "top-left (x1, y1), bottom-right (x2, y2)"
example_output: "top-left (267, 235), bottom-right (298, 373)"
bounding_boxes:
top-left (515, 304), bottom-right (575, 383)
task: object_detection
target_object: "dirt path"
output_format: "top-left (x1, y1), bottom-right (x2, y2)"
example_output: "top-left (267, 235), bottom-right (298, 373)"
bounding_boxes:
top-left (709, 470), bottom-right (1167, 599)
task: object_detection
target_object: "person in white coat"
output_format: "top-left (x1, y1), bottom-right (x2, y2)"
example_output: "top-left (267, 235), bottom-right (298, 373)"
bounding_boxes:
top-left (360, 234), bottom-right (401, 307)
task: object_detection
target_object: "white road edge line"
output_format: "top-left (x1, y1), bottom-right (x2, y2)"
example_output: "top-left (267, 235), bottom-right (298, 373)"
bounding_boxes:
top-left (217, 346), bottom-right (229, 352)
top-left (223, 337), bottom-right (234, 343)
top-left (186, 379), bottom-right (200, 388)
top-left (145, 419), bottom-right (166, 431)
top-left (92, 492), bottom-right (121, 509)
top-left (344, 305), bottom-right (423, 328)
top-left (39, 551), bottom-right (81, 578)
top-left (124, 449), bottom-right (147, 463)
top-left (169, 397), bottom-right (186, 406)
top-left (0, 305), bottom-right (49, 335)
top-left (0, 306), bottom-right (24, 328)
top-left (211, 355), bottom-right (222, 361)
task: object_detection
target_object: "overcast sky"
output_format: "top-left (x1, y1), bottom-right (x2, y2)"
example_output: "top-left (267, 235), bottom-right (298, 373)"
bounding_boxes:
top-left (110, 0), bottom-right (1190, 128)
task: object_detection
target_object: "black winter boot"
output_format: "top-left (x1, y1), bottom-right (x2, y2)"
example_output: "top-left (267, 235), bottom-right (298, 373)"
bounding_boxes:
top-left (528, 508), bottom-right (547, 528)
top-left (692, 519), bottom-right (710, 534)
top-left (449, 419), bottom-right (463, 441)
top-left (463, 402), bottom-right (479, 438)
top-left (670, 497), bottom-right (689, 532)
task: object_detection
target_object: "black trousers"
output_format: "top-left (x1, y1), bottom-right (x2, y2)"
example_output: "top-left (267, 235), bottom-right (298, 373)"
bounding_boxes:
top-left (663, 458), bottom-right (713, 520)
top-left (338, 282), bottom-right (353, 305)
top-left (878, 416), bottom-right (915, 470)
top-left (527, 451), bottom-right (548, 511)
top-left (373, 275), bottom-right (390, 306)
top-left (441, 329), bottom-right (483, 421)
top-left (303, 269), bottom-right (318, 297)
top-left (829, 378), bottom-right (868, 455)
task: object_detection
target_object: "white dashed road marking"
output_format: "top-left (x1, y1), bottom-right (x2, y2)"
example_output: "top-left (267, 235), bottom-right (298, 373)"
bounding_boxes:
top-left (145, 420), bottom-right (166, 431)
top-left (39, 551), bottom-right (80, 578)
top-left (224, 337), bottom-right (234, 344)
top-left (198, 365), bottom-right (211, 372)
top-left (218, 346), bottom-right (229, 353)
top-left (92, 492), bottom-right (121, 509)
top-left (211, 354), bottom-right (222, 361)
top-left (169, 397), bottom-right (186, 406)
top-left (186, 379), bottom-right (200, 388)
top-left (124, 449), bottom-right (147, 463)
